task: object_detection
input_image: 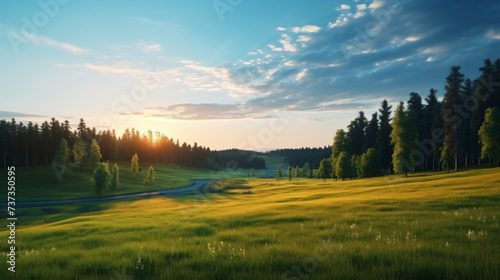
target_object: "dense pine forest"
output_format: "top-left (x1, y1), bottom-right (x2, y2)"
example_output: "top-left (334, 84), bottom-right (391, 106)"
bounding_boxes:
top-left (316, 58), bottom-right (500, 180)
top-left (0, 118), bottom-right (266, 170)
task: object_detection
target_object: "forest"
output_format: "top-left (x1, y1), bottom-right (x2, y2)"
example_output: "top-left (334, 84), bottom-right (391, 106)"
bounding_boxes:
top-left (0, 118), bottom-right (266, 170)
top-left (314, 58), bottom-right (500, 180)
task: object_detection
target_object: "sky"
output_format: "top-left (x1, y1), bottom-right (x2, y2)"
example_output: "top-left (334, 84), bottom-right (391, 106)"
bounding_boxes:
top-left (1, 0), bottom-right (500, 150)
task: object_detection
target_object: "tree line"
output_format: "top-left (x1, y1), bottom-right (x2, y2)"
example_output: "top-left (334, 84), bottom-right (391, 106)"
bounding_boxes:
top-left (267, 147), bottom-right (331, 169)
top-left (317, 58), bottom-right (500, 180)
top-left (215, 149), bottom-right (266, 170)
top-left (0, 118), bottom-right (266, 170)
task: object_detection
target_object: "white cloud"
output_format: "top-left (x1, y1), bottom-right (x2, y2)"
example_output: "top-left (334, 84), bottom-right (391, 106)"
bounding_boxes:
top-left (353, 4), bottom-right (367, 18)
top-left (357, 4), bottom-right (367, 11)
top-left (486, 29), bottom-right (500, 39)
top-left (296, 69), bottom-right (308, 81)
top-left (426, 57), bottom-right (434, 62)
top-left (269, 35), bottom-right (298, 52)
top-left (268, 44), bottom-right (283, 52)
top-left (353, 11), bottom-right (366, 18)
top-left (297, 35), bottom-right (312, 42)
top-left (420, 46), bottom-right (443, 54)
top-left (292, 25), bottom-right (321, 33)
top-left (277, 27), bottom-right (287, 31)
top-left (280, 38), bottom-right (298, 52)
top-left (368, 0), bottom-right (385, 10)
top-left (248, 51), bottom-right (258, 55)
top-left (328, 16), bottom-right (349, 28)
top-left (337, 4), bottom-right (351, 11)
top-left (391, 36), bottom-right (422, 45)
top-left (405, 36), bottom-right (420, 42)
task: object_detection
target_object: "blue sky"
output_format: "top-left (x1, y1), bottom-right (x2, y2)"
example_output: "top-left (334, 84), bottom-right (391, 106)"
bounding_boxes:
top-left (1, 0), bottom-right (500, 150)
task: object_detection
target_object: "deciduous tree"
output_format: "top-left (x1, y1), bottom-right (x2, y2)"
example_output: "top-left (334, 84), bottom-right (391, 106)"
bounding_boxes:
top-left (275, 167), bottom-right (282, 179)
top-left (479, 107), bottom-right (500, 167)
top-left (110, 163), bottom-right (119, 194)
top-left (131, 153), bottom-right (139, 176)
top-left (336, 152), bottom-right (350, 180)
top-left (89, 139), bottom-right (102, 167)
top-left (317, 158), bottom-right (332, 182)
top-left (92, 162), bottom-right (110, 200)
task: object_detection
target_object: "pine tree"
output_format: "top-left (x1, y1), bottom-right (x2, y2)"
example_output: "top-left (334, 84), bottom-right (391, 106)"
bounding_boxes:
top-left (250, 168), bottom-right (256, 177)
top-left (287, 165), bottom-right (293, 181)
top-left (346, 112), bottom-right (367, 155)
top-left (470, 59), bottom-right (496, 165)
top-left (390, 102), bottom-right (418, 177)
top-left (441, 66), bottom-right (464, 172)
top-left (376, 99), bottom-right (393, 172)
top-left (424, 88), bottom-right (442, 170)
top-left (461, 79), bottom-right (474, 167)
top-left (364, 113), bottom-right (379, 150)
top-left (407, 92), bottom-right (425, 171)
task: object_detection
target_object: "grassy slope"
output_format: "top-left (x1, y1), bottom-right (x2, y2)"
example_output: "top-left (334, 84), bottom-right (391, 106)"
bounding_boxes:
top-left (2, 162), bottom-right (249, 202)
top-left (1, 168), bottom-right (499, 279)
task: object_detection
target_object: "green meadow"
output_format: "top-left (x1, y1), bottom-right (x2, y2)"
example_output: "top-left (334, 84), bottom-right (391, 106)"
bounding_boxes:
top-left (1, 165), bottom-right (499, 279)
top-left (1, 162), bottom-right (250, 202)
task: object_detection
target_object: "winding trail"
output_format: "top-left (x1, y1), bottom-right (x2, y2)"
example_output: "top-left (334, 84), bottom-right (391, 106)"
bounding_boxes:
top-left (3, 179), bottom-right (213, 208)
top-left (3, 170), bottom-right (276, 208)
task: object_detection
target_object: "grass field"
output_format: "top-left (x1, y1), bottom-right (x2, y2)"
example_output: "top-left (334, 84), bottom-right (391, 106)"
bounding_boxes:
top-left (1, 162), bottom-right (251, 202)
top-left (1, 167), bottom-right (499, 279)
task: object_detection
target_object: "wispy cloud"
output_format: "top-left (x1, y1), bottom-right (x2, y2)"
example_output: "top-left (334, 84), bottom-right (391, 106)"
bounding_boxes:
top-left (486, 29), bottom-right (500, 39)
top-left (142, 104), bottom-right (276, 120)
top-left (138, 41), bottom-right (162, 52)
top-left (134, 16), bottom-right (165, 26)
top-left (1, 23), bottom-right (87, 54)
top-left (0, 111), bottom-right (47, 119)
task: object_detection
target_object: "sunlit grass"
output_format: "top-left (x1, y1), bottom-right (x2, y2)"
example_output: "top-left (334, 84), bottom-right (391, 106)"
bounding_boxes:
top-left (2, 162), bottom-right (250, 202)
top-left (0, 167), bottom-right (499, 279)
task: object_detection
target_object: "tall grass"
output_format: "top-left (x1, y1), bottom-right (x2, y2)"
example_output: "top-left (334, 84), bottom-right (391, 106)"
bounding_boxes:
top-left (1, 168), bottom-right (499, 279)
